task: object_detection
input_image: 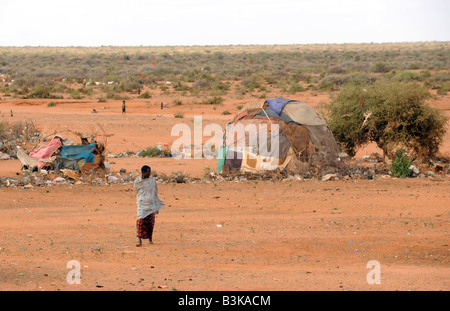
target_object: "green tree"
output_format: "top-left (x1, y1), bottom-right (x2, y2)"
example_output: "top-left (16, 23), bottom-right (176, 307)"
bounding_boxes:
top-left (327, 80), bottom-right (448, 160)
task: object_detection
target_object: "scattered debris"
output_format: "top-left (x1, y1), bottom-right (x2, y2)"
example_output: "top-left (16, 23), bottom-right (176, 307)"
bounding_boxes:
top-left (322, 173), bottom-right (338, 181)
top-left (0, 152), bottom-right (11, 160)
top-left (409, 165), bottom-right (420, 176)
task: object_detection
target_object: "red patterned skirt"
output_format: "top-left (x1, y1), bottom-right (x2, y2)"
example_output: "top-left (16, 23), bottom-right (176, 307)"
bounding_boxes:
top-left (136, 213), bottom-right (155, 240)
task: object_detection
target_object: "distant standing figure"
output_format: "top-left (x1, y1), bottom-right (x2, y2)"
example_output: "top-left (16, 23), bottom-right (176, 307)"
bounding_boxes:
top-left (11, 110), bottom-right (13, 117)
top-left (137, 89), bottom-right (141, 95)
top-left (122, 100), bottom-right (126, 115)
top-left (160, 102), bottom-right (163, 110)
top-left (134, 165), bottom-right (165, 247)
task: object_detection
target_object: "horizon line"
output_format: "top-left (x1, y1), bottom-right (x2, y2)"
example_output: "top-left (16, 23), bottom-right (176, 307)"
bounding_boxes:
top-left (0, 40), bottom-right (449, 49)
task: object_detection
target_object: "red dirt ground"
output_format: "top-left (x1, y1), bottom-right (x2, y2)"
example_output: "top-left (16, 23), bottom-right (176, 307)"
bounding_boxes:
top-left (0, 89), bottom-right (449, 291)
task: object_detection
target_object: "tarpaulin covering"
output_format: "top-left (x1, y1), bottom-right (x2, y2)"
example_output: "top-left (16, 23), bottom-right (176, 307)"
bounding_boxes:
top-left (283, 101), bottom-right (328, 126)
top-left (255, 106), bottom-right (294, 124)
top-left (216, 146), bottom-right (228, 173)
top-left (266, 98), bottom-right (290, 116)
top-left (59, 144), bottom-right (95, 163)
top-left (53, 156), bottom-right (79, 174)
top-left (240, 100), bottom-right (267, 117)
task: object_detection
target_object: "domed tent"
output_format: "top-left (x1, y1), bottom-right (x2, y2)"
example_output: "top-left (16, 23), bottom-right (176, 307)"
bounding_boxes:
top-left (217, 98), bottom-right (340, 173)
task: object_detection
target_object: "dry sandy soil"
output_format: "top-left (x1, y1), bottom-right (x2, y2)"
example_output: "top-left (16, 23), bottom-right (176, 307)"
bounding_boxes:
top-left (0, 89), bottom-right (449, 291)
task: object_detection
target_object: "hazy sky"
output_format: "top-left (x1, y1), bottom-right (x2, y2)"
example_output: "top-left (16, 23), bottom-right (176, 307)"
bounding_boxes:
top-left (0, 0), bottom-right (448, 46)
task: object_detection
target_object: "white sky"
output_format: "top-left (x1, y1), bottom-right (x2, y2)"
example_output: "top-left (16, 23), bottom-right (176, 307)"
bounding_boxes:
top-left (0, 0), bottom-right (449, 46)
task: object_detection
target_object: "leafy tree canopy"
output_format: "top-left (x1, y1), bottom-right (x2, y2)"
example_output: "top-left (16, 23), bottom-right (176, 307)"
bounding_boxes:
top-left (327, 79), bottom-right (448, 160)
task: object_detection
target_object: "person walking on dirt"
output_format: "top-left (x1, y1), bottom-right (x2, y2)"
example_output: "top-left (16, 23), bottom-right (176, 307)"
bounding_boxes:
top-left (122, 100), bottom-right (126, 115)
top-left (134, 165), bottom-right (165, 247)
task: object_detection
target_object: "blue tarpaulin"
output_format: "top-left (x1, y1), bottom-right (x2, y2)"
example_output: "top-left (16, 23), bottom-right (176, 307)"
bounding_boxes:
top-left (256, 106), bottom-right (295, 124)
top-left (59, 144), bottom-right (95, 163)
top-left (266, 98), bottom-right (290, 116)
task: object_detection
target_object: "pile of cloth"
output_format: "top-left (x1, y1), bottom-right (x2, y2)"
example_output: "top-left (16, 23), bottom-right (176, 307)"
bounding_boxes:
top-left (17, 135), bottom-right (105, 177)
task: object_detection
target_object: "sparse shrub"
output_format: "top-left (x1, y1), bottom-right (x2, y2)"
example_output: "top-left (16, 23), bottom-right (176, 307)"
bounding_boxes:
top-left (328, 66), bottom-right (347, 74)
top-left (436, 81), bottom-right (450, 95)
top-left (208, 96), bottom-right (223, 105)
top-left (241, 75), bottom-right (262, 92)
top-left (319, 73), bottom-right (378, 91)
top-left (213, 82), bottom-right (231, 92)
top-left (257, 93), bottom-right (266, 99)
top-left (173, 81), bottom-right (191, 92)
top-left (391, 149), bottom-right (412, 178)
top-left (70, 90), bottom-right (82, 99)
top-left (31, 85), bottom-right (61, 99)
top-left (221, 110), bottom-right (231, 115)
top-left (141, 146), bottom-right (164, 157)
top-left (174, 112), bottom-right (184, 118)
top-left (52, 83), bottom-right (67, 93)
top-left (395, 71), bottom-right (421, 82)
top-left (47, 102), bottom-right (56, 107)
top-left (113, 94), bottom-right (130, 100)
top-left (138, 91), bottom-right (152, 98)
top-left (318, 75), bottom-right (348, 91)
top-left (197, 96), bottom-right (224, 105)
top-left (372, 62), bottom-right (391, 73)
top-left (77, 86), bottom-right (91, 95)
top-left (203, 166), bottom-right (212, 179)
top-left (288, 82), bottom-right (305, 94)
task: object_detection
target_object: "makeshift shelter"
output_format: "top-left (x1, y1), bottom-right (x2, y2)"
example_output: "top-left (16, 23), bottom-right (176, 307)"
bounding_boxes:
top-left (217, 98), bottom-right (340, 173)
top-left (17, 131), bottom-right (106, 177)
